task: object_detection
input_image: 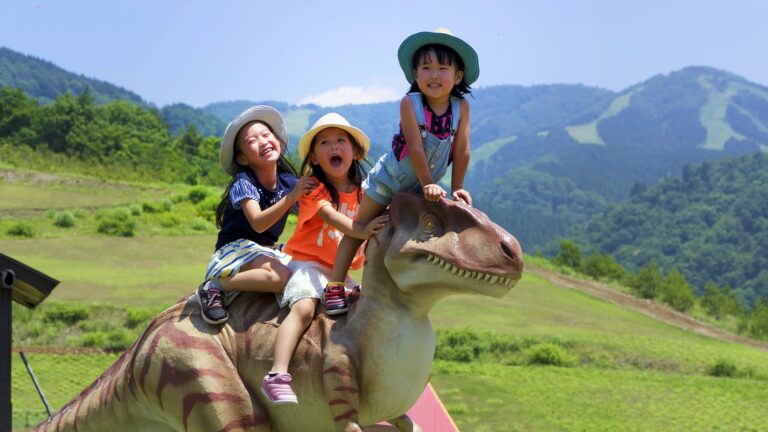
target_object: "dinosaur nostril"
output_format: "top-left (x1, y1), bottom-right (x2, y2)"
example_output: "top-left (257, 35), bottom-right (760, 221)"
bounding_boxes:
top-left (501, 241), bottom-right (517, 261)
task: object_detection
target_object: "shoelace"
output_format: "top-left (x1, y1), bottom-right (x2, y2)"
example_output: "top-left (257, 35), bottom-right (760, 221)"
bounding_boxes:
top-left (207, 291), bottom-right (224, 308)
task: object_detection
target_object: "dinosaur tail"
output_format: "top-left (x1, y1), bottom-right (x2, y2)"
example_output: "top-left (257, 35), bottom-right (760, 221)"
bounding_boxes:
top-left (32, 301), bottom-right (187, 432)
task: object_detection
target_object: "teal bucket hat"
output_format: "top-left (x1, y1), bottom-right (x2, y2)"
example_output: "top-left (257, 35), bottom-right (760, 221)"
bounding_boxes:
top-left (397, 28), bottom-right (479, 85)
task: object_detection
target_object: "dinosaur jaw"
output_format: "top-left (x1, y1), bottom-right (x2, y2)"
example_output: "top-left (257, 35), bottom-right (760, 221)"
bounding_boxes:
top-left (424, 253), bottom-right (517, 296)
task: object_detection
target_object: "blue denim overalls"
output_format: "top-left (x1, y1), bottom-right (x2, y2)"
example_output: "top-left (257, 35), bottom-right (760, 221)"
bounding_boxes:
top-left (363, 92), bottom-right (461, 205)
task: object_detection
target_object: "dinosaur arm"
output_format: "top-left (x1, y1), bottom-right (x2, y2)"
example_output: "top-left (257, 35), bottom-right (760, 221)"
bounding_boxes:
top-left (322, 351), bottom-right (362, 432)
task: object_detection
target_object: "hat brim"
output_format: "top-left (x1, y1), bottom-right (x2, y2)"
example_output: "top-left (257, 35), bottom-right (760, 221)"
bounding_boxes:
top-left (298, 123), bottom-right (370, 163)
top-left (219, 105), bottom-right (288, 176)
top-left (397, 31), bottom-right (479, 85)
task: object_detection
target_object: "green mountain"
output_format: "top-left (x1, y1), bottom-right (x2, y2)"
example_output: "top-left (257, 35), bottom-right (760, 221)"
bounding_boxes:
top-left (0, 47), bottom-right (145, 106)
top-left (4, 45), bottom-right (768, 257)
top-left (566, 152), bottom-right (768, 305)
top-left (469, 67), bottom-right (768, 249)
top-left (0, 47), bottom-right (222, 137)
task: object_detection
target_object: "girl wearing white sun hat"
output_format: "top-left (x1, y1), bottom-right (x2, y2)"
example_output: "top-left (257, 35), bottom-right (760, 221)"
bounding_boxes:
top-left (196, 105), bottom-right (316, 325)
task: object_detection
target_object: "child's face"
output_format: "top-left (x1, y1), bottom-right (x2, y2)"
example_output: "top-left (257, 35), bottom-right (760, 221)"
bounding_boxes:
top-left (413, 49), bottom-right (464, 102)
top-left (309, 127), bottom-right (359, 181)
top-left (235, 122), bottom-right (282, 172)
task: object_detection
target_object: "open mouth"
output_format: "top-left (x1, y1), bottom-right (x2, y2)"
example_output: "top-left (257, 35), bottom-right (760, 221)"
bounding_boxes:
top-left (425, 254), bottom-right (516, 288)
top-left (329, 155), bottom-right (344, 167)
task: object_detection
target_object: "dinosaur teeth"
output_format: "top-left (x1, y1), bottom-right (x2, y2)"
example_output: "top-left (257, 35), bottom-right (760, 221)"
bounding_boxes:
top-left (427, 254), bottom-right (513, 287)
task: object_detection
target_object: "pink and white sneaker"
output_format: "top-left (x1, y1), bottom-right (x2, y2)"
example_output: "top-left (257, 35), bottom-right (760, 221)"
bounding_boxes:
top-left (262, 372), bottom-right (298, 404)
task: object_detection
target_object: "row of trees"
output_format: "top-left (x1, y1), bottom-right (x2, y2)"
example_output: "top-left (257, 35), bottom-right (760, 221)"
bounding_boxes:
top-left (567, 152), bottom-right (768, 307)
top-left (552, 240), bottom-right (768, 341)
top-left (0, 86), bottom-right (226, 185)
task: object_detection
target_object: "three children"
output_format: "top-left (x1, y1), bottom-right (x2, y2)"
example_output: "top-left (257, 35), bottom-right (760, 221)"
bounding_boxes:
top-left (200, 27), bottom-right (479, 404)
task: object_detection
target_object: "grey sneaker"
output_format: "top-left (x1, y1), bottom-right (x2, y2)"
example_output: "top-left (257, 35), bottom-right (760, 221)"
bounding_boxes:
top-left (196, 281), bottom-right (229, 324)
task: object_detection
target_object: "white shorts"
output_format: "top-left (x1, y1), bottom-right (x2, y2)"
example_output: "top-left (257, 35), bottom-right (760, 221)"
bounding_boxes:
top-left (277, 260), bottom-right (357, 309)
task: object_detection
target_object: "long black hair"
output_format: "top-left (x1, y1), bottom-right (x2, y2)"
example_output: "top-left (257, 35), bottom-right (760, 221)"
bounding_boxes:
top-left (215, 120), bottom-right (298, 228)
top-left (299, 129), bottom-right (369, 210)
top-left (408, 43), bottom-right (472, 97)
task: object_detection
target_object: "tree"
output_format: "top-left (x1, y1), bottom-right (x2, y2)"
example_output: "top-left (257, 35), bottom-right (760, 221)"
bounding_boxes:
top-left (581, 253), bottom-right (625, 281)
top-left (626, 261), bottom-right (663, 299)
top-left (701, 282), bottom-right (743, 320)
top-left (553, 239), bottom-right (581, 269)
top-left (659, 268), bottom-right (695, 312)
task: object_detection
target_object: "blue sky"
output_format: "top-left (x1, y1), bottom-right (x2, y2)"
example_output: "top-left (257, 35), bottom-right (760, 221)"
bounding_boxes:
top-left (2, 0), bottom-right (767, 108)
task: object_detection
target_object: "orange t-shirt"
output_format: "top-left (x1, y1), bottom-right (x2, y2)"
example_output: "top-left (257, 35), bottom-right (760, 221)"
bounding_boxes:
top-left (284, 181), bottom-right (365, 270)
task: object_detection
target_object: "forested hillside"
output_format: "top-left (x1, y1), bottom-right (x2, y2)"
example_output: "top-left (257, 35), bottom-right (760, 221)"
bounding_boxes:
top-left (3, 47), bottom-right (768, 286)
top-left (0, 47), bottom-right (145, 105)
top-left (0, 87), bottom-right (226, 185)
top-left (0, 47), bottom-right (224, 137)
top-left (567, 152), bottom-right (768, 305)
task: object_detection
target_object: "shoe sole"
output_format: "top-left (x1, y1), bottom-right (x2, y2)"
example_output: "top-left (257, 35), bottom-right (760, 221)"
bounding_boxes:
top-left (260, 386), bottom-right (298, 405)
top-left (195, 289), bottom-right (228, 325)
top-left (325, 307), bottom-right (349, 315)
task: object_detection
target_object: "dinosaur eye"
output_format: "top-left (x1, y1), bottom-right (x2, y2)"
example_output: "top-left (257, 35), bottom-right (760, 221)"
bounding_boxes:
top-left (418, 213), bottom-right (442, 240)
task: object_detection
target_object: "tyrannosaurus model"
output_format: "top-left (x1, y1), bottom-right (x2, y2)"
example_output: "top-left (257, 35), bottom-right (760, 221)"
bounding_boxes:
top-left (34, 192), bottom-right (523, 432)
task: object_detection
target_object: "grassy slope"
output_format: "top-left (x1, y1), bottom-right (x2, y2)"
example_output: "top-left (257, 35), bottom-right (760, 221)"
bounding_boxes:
top-left (4, 169), bottom-right (768, 430)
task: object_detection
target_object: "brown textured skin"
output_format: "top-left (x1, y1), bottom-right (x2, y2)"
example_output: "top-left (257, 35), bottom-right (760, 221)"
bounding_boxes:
top-left (33, 192), bottom-right (523, 432)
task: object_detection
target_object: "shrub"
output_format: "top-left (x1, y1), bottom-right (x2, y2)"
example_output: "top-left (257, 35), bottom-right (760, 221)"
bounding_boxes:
top-left (54, 211), bottom-right (76, 228)
top-left (526, 343), bottom-right (575, 366)
top-left (42, 303), bottom-right (90, 324)
top-left (125, 308), bottom-right (155, 329)
top-left (128, 204), bottom-right (143, 216)
top-left (581, 253), bottom-right (625, 281)
top-left (188, 186), bottom-right (209, 203)
top-left (189, 217), bottom-right (214, 232)
top-left (97, 208), bottom-right (136, 237)
top-left (7, 222), bottom-right (35, 237)
top-left (708, 359), bottom-right (738, 378)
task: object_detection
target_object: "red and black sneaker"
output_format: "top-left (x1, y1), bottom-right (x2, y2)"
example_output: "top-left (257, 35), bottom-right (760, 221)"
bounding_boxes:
top-left (323, 282), bottom-right (349, 315)
top-left (196, 281), bottom-right (229, 324)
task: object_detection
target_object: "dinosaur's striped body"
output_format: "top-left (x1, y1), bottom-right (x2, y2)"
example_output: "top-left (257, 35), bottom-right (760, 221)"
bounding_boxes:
top-left (34, 193), bottom-right (523, 432)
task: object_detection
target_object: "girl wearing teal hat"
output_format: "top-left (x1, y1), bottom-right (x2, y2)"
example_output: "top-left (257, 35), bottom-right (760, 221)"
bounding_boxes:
top-left (325, 28), bottom-right (479, 311)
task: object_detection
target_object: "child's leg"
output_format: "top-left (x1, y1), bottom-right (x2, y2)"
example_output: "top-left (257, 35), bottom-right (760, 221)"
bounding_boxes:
top-left (271, 298), bottom-right (318, 373)
top-left (262, 297), bottom-right (318, 404)
top-left (330, 194), bottom-right (387, 282)
top-left (221, 255), bottom-right (291, 294)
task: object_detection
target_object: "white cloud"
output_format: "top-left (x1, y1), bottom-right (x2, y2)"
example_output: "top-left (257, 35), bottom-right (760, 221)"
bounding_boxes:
top-left (298, 85), bottom-right (400, 107)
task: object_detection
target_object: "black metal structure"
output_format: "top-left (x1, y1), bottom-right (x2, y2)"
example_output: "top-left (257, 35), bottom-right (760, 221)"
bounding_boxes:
top-left (1, 254), bottom-right (59, 431)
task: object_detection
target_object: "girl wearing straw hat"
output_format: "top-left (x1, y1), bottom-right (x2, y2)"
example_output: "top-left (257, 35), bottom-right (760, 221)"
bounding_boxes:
top-left (326, 28), bottom-right (479, 310)
top-left (196, 106), bottom-right (316, 325)
top-left (261, 113), bottom-right (388, 404)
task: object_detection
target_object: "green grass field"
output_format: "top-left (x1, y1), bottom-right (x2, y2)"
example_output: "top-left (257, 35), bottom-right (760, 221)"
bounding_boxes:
top-left (5, 168), bottom-right (768, 430)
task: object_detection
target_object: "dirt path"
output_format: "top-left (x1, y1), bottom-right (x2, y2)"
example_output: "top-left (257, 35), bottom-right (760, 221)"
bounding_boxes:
top-left (526, 263), bottom-right (768, 351)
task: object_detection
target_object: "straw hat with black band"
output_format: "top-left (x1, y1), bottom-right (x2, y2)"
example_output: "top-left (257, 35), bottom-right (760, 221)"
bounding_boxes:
top-left (298, 113), bottom-right (370, 162)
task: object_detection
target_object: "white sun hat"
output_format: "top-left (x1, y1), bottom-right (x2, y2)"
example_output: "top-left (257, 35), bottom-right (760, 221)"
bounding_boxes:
top-left (219, 105), bottom-right (288, 176)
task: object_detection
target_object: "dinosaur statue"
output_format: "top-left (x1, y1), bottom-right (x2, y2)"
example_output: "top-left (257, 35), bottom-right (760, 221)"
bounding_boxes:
top-left (33, 192), bottom-right (523, 432)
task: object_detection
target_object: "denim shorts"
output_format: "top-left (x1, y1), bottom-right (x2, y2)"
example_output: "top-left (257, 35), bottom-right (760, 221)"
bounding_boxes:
top-left (363, 138), bottom-right (450, 206)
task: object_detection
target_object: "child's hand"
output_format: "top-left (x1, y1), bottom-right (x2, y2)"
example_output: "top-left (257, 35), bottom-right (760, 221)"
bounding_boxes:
top-left (363, 214), bottom-right (389, 238)
top-left (452, 188), bottom-right (473, 206)
top-left (289, 176), bottom-right (317, 202)
top-left (423, 183), bottom-right (447, 202)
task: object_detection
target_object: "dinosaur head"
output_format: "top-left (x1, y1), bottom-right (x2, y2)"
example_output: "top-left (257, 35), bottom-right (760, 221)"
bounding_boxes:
top-left (367, 192), bottom-right (523, 307)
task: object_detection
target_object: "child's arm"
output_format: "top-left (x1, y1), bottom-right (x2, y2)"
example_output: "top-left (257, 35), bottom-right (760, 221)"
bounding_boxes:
top-left (451, 99), bottom-right (472, 206)
top-left (317, 206), bottom-right (388, 240)
top-left (400, 96), bottom-right (447, 202)
top-left (242, 176), bottom-right (316, 233)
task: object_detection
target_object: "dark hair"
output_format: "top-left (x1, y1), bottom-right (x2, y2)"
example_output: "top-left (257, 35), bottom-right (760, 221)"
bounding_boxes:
top-left (299, 129), bottom-right (369, 209)
top-left (408, 44), bottom-right (472, 97)
top-left (215, 120), bottom-right (298, 228)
